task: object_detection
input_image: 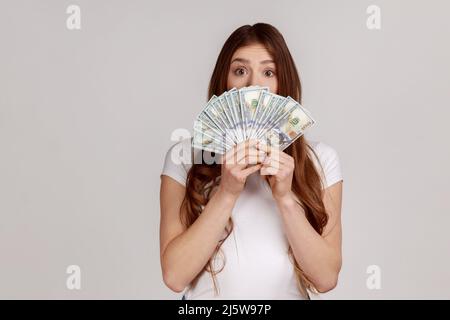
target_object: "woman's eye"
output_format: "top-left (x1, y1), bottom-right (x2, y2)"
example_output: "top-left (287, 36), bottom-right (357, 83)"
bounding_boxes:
top-left (234, 68), bottom-right (246, 76)
top-left (264, 70), bottom-right (275, 77)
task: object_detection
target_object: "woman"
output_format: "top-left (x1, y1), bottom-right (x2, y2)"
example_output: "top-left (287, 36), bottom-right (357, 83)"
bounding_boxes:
top-left (159, 23), bottom-right (343, 300)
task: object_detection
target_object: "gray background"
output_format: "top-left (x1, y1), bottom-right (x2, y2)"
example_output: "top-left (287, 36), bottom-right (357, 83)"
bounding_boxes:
top-left (1, 0), bottom-right (449, 299)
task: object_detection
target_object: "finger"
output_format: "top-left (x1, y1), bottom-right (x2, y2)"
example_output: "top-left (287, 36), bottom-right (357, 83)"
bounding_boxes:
top-left (256, 142), bottom-right (283, 161)
top-left (237, 139), bottom-right (259, 152)
top-left (261, 157), bottom-right (296, 176)
top-left (271, 149), bottom-right (293, 165)
top-left (257, 146), bottom-right (292, 166)
top-left (240, 155), bottom-right (264, 166)
top-left (260, 165), bottom-right (280, 176)
top-left (261, 156), bottom-right (291, 175)
top-left (240, 163), bottom-right (263, 178)
top-left (255, 142), bottom-right (274, 155)
top-left (261, 161), bottom-right (291, 175)
top-left (262, 155), bottom-right (281, 168)
top-left (236, 149), bottom-right (266, 165)
top-left (270, 154), bottom-right (292, 167)
top-left (231, 154), bottom-right (266, 171)
top-left (256, 140), bottom-right (271, 154)
top-left (229, 144), bottom-right (266, 165)
top-left (225, 140), bottom-right (259, 164)
top-left (235, 140), bottom-right (260, 159)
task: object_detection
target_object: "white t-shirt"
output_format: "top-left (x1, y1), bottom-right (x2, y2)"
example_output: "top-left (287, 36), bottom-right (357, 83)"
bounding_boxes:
top-left (160, 137), bottom-right (343, 300)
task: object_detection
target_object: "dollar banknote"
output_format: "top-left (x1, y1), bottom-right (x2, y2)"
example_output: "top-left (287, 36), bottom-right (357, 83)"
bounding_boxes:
top-left (192, 85), bottom-right (316, 154)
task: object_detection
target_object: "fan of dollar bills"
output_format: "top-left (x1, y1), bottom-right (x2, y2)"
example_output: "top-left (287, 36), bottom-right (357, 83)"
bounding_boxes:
top-left (192, 85), bottom-right (315, 154)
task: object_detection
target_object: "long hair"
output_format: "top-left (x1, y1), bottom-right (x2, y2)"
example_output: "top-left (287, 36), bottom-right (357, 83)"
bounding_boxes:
top-left (180, 23), bottom-right (328, 299)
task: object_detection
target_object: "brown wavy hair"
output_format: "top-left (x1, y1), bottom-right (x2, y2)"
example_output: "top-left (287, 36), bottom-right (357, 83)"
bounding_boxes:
top-left (180, 23), bottom-right (328, 299)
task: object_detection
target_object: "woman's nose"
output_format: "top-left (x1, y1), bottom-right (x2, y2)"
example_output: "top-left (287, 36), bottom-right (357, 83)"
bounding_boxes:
top-left (247, 73), bottom-right (261, 87)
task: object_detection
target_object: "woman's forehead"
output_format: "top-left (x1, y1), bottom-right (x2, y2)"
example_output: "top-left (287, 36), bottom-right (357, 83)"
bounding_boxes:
top-left (231, 44), bottom-right (273, 61)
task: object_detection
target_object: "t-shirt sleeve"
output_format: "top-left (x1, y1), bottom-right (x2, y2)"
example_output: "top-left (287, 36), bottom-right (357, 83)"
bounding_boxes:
top-left (160, 139), bottom-right (192, 187)
top-left (312, 142), bottom-right (343, 189)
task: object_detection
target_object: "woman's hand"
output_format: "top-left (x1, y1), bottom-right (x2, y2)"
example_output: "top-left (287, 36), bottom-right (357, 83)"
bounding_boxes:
top-left (217, 139), bottom-right (265, 199)
top-left (256, 141), bottom-right (295, 202)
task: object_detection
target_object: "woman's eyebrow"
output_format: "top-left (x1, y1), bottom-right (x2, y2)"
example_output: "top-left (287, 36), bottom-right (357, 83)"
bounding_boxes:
top-left (231, 58), bottom-right (275, 65)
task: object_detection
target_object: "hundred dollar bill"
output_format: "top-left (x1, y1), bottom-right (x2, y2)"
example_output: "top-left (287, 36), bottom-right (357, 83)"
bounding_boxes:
top-left (238, 86), bottom-right (269, 139)
top-left (254, 96), bottom-right (298, 140)
top-left (200, 96), bottom-right (236, 137)
top-left (193, 119), bottom-right (234, 151)
top-left (196, 117), bottom-right (234, 148)
top-left (262, 103), bottom-right (316, 150)
top-left (224, 88), bottom-right (245, 142)
top-left (216, 93), bottom-right (240, 143)
top-left (230, 90), bottom-right (245, 141)
top-left (197, 96), bottom-right (224, 132)
top-left (247, 91), bottom-right (269, 139)
top-left (192, 132), bottom-right (226, 154)
top-left (249, 92), bottom-right (281, 139)
top-left (208, 98), bottom-right (241, 144)
top-left (192, 126), bottom-right (229, 154)
top-left (192, 85), bottom-right (317, 154)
